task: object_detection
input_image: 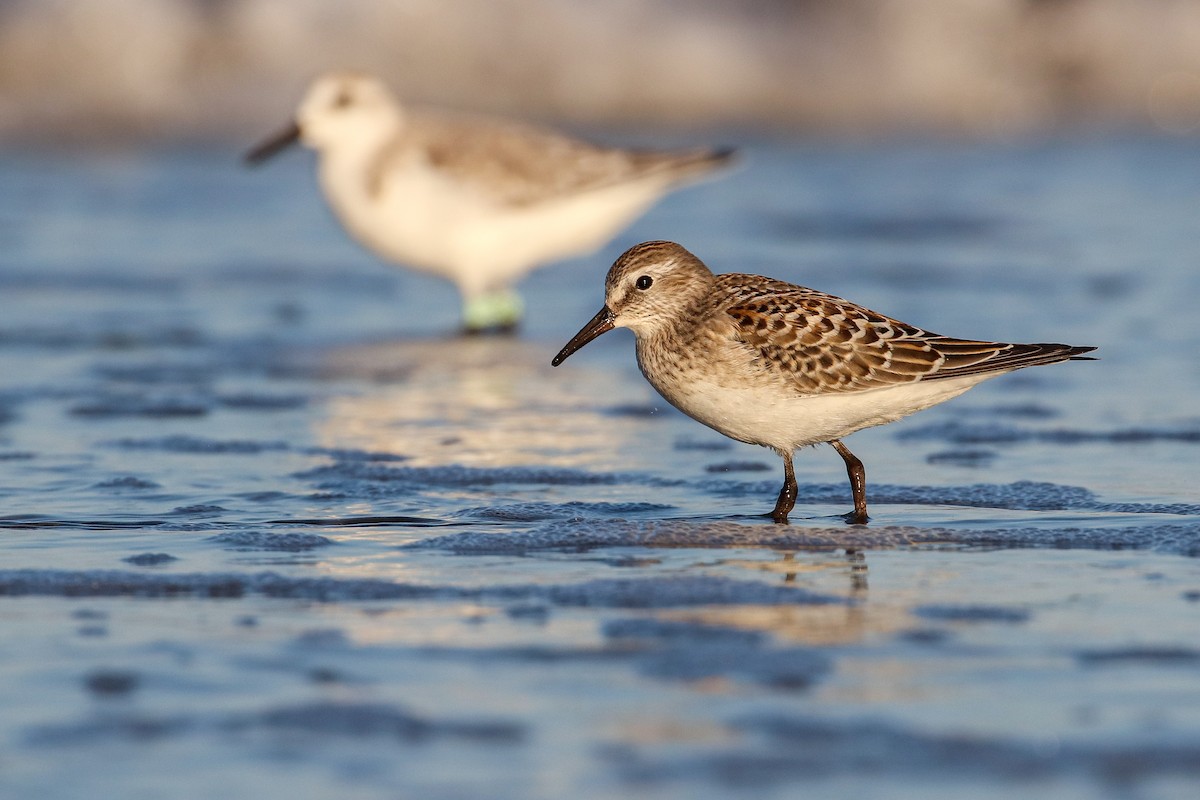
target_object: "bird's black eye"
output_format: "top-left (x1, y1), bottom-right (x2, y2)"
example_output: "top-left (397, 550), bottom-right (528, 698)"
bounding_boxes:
top-left (635, 275), bottom-right (653, 290)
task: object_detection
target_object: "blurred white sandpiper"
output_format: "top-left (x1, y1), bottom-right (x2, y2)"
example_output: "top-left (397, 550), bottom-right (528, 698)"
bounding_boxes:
top-left (246, 71), bottom-right (735, 333)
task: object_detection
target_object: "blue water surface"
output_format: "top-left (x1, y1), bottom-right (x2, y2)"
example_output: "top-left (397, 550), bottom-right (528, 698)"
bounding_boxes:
top-left (0, 137), bottom-right (1198, 799)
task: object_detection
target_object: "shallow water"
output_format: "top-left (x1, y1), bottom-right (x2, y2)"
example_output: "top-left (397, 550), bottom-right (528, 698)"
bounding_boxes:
top-left (1, 138), bottom-right (1199, 799)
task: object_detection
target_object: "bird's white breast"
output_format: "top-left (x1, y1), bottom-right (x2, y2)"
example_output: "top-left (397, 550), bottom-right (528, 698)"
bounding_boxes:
top-left (637, 344), bottom-right (991, 452)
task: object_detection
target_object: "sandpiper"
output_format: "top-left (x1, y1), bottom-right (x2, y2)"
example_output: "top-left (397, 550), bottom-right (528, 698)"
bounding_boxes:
top-left (245, 71), bottom-right (735, 334)
top-left (552, 241), bottom-right (1095, 523)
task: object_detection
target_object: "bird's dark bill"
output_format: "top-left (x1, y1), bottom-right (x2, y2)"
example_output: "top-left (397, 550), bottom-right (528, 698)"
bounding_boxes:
top-left (244, 122), bottom-right (302, 166)
top-left (551, 306), bottom-right (615, 366)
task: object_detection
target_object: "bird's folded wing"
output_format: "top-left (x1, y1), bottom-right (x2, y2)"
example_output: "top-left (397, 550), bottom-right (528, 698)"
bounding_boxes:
top-left (390, 111), bottom-right (731, 207)
top-left (721, 285), bottom-right (1068, 395)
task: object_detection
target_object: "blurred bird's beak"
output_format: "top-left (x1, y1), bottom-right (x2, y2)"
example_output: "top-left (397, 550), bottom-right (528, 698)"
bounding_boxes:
top-left (551, 306), bottom-right (615, 366)
top-left (244, 121), bottom-right (302, 166)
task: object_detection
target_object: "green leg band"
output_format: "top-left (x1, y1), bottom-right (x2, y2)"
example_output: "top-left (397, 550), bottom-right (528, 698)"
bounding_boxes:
top-left (463, 290), bottom-right (524, 332)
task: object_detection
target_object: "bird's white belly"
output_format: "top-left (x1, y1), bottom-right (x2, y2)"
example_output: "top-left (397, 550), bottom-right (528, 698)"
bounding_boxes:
top-left (320, 159), bottom-right (670, 295)
top-left (319, 160), bottom-right (470, 279)
top-left (647, 372), bottom-right (991, 452)
top-left (448, 181), bottom-right (670, 292)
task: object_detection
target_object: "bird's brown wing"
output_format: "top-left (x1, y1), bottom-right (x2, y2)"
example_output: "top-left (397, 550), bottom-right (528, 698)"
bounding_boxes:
top-left (402, 111), bottom-right (733, 207)
top-left (718, 275), bottom-right (1093, 395)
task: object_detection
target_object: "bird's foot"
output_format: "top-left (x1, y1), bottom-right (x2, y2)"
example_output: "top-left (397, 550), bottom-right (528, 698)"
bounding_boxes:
top-left (842, 511), bottom-right (869, 525)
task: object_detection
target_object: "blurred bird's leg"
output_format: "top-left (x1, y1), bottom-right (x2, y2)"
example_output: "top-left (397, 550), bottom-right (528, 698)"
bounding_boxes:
top-left (461, 287), bottom-right (524, 336)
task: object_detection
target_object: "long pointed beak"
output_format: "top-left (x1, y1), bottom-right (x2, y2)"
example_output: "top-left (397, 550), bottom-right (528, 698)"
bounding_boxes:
top-left (551, 306), bottom-right (615, 366)
top-left (243, 121), bottom-right (302, 166)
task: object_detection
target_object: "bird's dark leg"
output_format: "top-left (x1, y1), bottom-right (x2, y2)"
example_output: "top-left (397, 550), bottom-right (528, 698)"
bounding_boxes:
top-left (830, 439), bottom-right (868, 524)
top-left (769, 450), bottom-right (798, 524)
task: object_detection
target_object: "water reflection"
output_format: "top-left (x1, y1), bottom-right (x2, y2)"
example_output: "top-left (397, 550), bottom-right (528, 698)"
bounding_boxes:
top-left (775, 549), bottom-right (869, 592)
top-left (313, 336), bottom-right (650, 469)
top-left (669, 548), bottom-right (896, 646)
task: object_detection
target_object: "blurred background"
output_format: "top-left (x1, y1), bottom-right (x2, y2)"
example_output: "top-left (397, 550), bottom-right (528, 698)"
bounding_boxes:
top-left (3, 0), bottom-right (1200, 144)
top-left (3, 5), bottom-right (1200, 800)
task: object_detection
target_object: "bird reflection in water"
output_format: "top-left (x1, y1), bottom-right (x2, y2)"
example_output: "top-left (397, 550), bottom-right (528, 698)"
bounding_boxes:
top-left (780, 548), bottom-right (867, 592)
top-left (670, 547), bottom-right (883, 646)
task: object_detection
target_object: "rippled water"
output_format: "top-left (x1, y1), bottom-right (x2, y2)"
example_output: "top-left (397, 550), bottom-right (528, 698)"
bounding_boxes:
top-left (1, 139), bottom-right (1199, 799)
